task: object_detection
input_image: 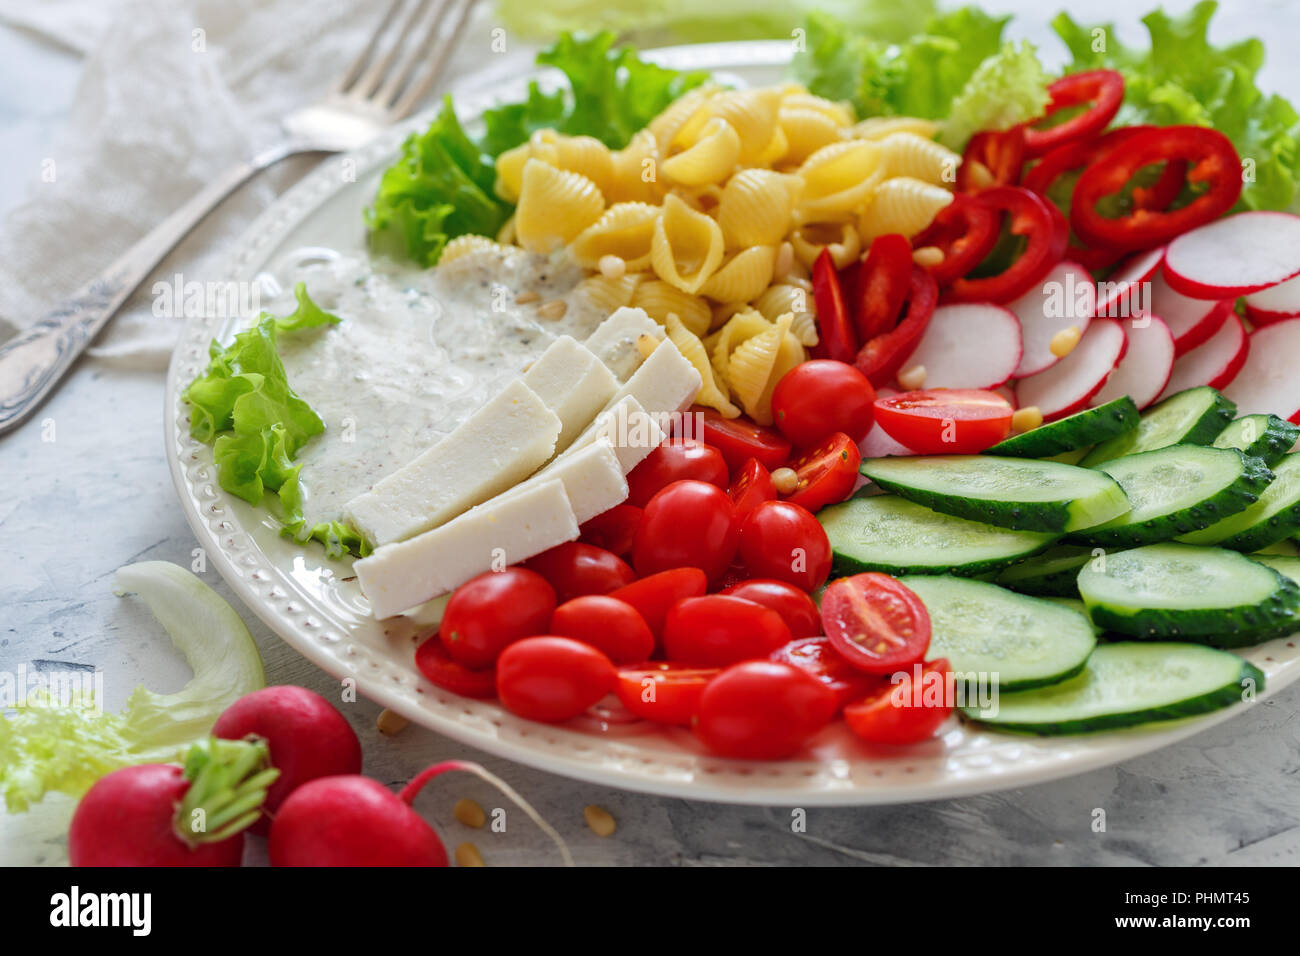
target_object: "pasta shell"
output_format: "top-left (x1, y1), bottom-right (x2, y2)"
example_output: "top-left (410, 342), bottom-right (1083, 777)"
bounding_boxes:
top-left (515, 158), bottom-right (605, 253)
top-left (716, 169), bottom-right (803, 249)
top-left (790, 221), bottom-right (861, 271)
top-left (439, 234), bottom-right (502, 264)
top-left (665, 314), bottom-right (740, 418)
top-left (569, 202), bottom-right (660, 271)
top-left (648, 84), bottom-right (720, 150)
top-left (701, 246), bottom-right (778, 303)
top-left (544, 131), bottom-right (615, 195)
top-left (710, 308), bottom-right (774, 384)
top-left (859, 176), bottom-right (954, 242)
top-left (632, 279), bottom-right (712, 337)
top-left (661, 117), bottom-right (741, 187)
top-left (577, 272), bottom-right (644, 313)
top-left (708, 88), bottom-right (782, 164)
top-left (779, 107), bottom-right (844, 165)
top-left (727, 313), bottom-right (799, 425)
top-left (878, 132), bottom-right (961, 185)
top-left (494, 141), bottom-right (534, 202)
top-left (780, 91), bottom-right (854, 127)
top-left (796, 139), bottom-right (885, 222)
top-left (753, 283), bottom-right (818, 345)
top-left (608, 129), bottom-right (661, 203)
top-left (650, 193), bottom-right (725, 294)
top-left (850, 116), bottom-right (940, 142)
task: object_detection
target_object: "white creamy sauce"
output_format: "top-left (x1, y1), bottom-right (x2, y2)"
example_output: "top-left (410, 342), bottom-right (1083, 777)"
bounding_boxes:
top-left (266, 246), bottom-right (606, 528)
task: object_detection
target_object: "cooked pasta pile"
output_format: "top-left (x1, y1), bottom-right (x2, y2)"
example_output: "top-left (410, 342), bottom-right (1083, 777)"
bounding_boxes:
top-left (445, 83), bottom-right (962, 424)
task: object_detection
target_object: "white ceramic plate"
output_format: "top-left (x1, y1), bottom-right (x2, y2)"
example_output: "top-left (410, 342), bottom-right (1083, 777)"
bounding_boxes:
top-left (165, 41), bottom-right (1300, 805)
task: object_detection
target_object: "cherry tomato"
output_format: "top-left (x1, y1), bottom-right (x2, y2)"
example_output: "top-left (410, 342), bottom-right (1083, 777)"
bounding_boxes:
top-left (771, 360), bottom-right (877, 448)
top-left (438, 568), bottom-right (557, 669)
top-left (525, 542), bottom-right (636, 603)
top-left (783, 433), bottom-right (861, 512)
top-left (607, 567), bottom-right (708, 642)
top-left (873, 388), bottom-right (1013, 455)
top-left (615, 662), bottom-right (719, 726)
top-left (769, 637), bottom-right (885, 710)
top-left (721, 579), bottom-right (822, 639)
top-left (496, 637), bottom-right (617, 723)
top-left (694, 660), bottom-right (838, 759)
top-left (693, 406), bottom-right (791, 472)
top-left (626, 438), bottom-right (728, 507)
top-left (633, 480), bottom-right (739, 583)
top-left (843, 658), bottom-right (955, 744)
top-left (729, 457), bottom-right (778, 523)
top-left (550, 595), bottom-right (655, 664)
top-left (579, 504), bottom-right (642, 557)
top-left (736, 500), bottom-right (832, 593)
top-left (821, 573), bottom-right (931, 675)
top-left (415, 638), bottom-right (497, 698)
top-left (663, 595), bottom-right (792, 667)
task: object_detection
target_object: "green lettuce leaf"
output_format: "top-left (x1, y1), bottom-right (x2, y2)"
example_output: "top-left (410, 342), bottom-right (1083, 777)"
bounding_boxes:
top-left (939, 42), bottom-right (1052, 149)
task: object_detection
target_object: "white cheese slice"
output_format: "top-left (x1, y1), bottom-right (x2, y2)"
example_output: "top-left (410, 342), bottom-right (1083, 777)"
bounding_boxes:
top-left (344, 379), bottom-right (561, 547)
top-left (355, 478), bottom-right (579, 618)
top-left (522, 335), bottom-right (618, 452)
top-left (603, 337), bottom-right (702, 425)
top-left (583, 306), bottom-right (665, 381)
top-left (561, 395), bottom-right (666, 473)
top-left (502, 438), bottom-right (628, 524)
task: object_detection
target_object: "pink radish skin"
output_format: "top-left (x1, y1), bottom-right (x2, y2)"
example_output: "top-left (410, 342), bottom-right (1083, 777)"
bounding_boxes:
top-left (1007, 261), bottom-right (1094, 377)
top-left (1094, 246), bottom-right (1164, 319)
top-left (1149, 268), bottom-right (1231, 355)
top-left (68, 764), bottom-right (245, 867)
top-left (1223, 319), bottom-right (1300, 424)
top-left (1016, 318), bottom-right (1127, 421)
top-left (1090, 316), bottom-right (1175, 410)
top-left (1157, 312), bottom-right (1248, 403)
top-left (903, 303), bottom-right (1023, 388)
top-left (1245, 273), bottom-right (1300, 325)
top-left (1163, 211), bottom-right (1300, 298)
top-left (857, 388), bottom-right (914, 474)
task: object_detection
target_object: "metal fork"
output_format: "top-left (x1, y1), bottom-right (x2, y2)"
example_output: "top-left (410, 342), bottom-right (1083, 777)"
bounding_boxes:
top-left (0, 0), bottom-right (478, 436)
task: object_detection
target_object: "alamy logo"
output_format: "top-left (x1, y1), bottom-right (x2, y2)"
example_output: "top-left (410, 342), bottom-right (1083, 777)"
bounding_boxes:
top-left (49, 886), bottom-right (151, 936)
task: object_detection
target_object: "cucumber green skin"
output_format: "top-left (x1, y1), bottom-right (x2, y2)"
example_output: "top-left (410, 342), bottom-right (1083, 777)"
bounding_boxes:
top-left (1081, 387), bottom-right (1236, 467)
top-left (1072, 450), bottom-right (1274, 548)
top-left (829, 542), bottom-right (1054, 578)
top-left (987, 397), bottom-right (1139, 459)
top-left (961, 654), bottom-right (1266, 735)
top-left (995, 546), bottom-right (1094, 597)
top-left (1194, 500), bottom-right (1300, 553)
top-left (1213, 414), bottom-right (1300, 468)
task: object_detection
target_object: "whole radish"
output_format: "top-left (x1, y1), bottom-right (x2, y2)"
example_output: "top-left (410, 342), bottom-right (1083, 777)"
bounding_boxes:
top-left (212, 685), bottom-right (362, 832)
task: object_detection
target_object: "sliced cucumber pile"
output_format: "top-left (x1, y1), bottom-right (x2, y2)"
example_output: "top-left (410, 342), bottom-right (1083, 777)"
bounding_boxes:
top-left (1251, 553), bottom-right (1300, 585)
top-left (961, 643), bottom-right (1264, 735)
top-left (995, 544), bottom-right (1096, 597)
top-left (1081, 386), bottom-right (1235, 467)
top-left (1179, 454), bottom-right (1300, 551)
top-left (1213, 414), bottom-right (1300, 467)
top-left (818, 494), bottom-right (1058, 576)
top-left (987, 397), bottom-right (1138, 459)
top-left (1075, 446), bottom-right (1273, 547)
top-left (859, 455), bottom-right (1129, 533)
top-left (1076, 542), bottom-right (1300, 646)
top-left (899, 576), bottom-right (1097, 691)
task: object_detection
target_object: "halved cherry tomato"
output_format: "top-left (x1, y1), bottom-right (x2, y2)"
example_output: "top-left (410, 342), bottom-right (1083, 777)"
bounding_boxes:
top-left (821, 573), bottom-right (931, 675)
top-left (957, 126), bottom-right (1026, 192)
top-left (873, 388), bottom-right (1013, 455)
top-left (694, 660), bottom-right (838, 760)
top-left (913, 194), bottom-right (1000, 286)
top-left (811, 247), bottom-right (858, 363)
top-left (729, 457), bottom-right (778, 523)
top-left (853, 266), bottom-right (939, 387)
top-left (496, 637), bottom-right (617, 724)
top-left (550, 595), bottom-right (655, 664)
top-left (947, 186), bottom-right (1068, 303)
top-left (783, 432), bottom-right (861, 512)
top-left (663, 595), bottom-right (792, 667)
top-left (525, 542), bottom-right (635, 603)
top-left (438, 568), bottom-right (557, 669)
top-left (843, 658), bottom-right (955, 744)
top-left (615, 662), bottom-right (719, 726)
top-left (737, 500), bottom-right (832, 593)
top-left (415, 638), bottom-right (497, 698)
top-left (721, 579), bottom-right (821, 639)
top-left (633, 480), bottom-right (739, 583)
top-left (855, 234), bottom-right (914, 340)
top-left (1022, 69), bottom-right (1124, 158)
top-left (608, 567), bottom-right (707, 641)
top-left (771, 360), bottom-right (876, 447)
top-left (769, 637), bottom-right (885, 710)
top-left (692, 406), bottom-right (792, 472)
top-left (626, 438), bottom-right (728, 507)
top-left (579, 504), bottom-right (642, 557)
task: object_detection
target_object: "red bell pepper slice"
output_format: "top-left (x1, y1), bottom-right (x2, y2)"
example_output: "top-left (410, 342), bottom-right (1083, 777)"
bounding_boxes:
top-left (1071, 125), bottom-right (1242, 252)
top-left (912, 194), bottom-right (999, 286)
top-left (946, 186), bottom-right (1068, 303)
top-left (956, 126), bottom-right (1026, 193)
top-left (1024, 125), bottom-right (1185, 215)
top-left (1023, 69), bottom-right (1125, 158)
top-left (854, 234), bottom-right (914, 340)
top-left (811, 247), bottom-right (858, 363)
top-left (853, 265), bottom-right (939, 387)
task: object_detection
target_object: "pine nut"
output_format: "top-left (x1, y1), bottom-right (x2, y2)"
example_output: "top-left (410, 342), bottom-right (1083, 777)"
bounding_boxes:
top-left (584, 804), bottom-right (616, 837)
top-left (1050, 325), bottom-right (1081, 357)
top-left (912, 246), bottom-right (944, 268)
top-left (453, 798), bottom-right (487, 829)
top-left (897, 364), bottom-right (926, 390)
top-left (598, 254), bottom-right (627, 279)
top-left (1012, 405), bottom-right (1043, 434)
top-left (455, 842), bottom-right (486, 867)
top-left (965, 159), bottom-right (994, 190)
top-left (771, 467), bottom-right (799, 495)
top-left (636, 333), bottom-right (660, 359)
top-left (515, 290), bottom-right (541, 305)
top-left (375, 708), bottom-right (408, 736)
top-left (537, 299), bottom-right (568, 320)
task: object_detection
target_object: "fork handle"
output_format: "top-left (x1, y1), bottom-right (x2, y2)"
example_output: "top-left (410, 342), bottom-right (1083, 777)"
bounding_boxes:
top-left (0, 141), bottom-right (310, 437)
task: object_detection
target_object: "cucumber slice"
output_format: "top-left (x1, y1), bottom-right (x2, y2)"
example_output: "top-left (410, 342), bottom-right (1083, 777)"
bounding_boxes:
top-left (1077, 542), bottom-right (1300, 646)
top-left (1047, 447), bottom-right (1091, 464)
top-left (1257, 538), bottom-right (1299, 556)
top-left (1180, 453), bottom-right (1300, 551)
top-left (995, 544), bottom-right (1096, 596)
top-left (899, 576), bottom-right (1096, 690)
top-left (1081, 386), bottom-right (1236, 467)
top-left (818, 494), bottom-right (1058, 576)
top-left (1075, 446), bottom-right (1272, 547)
top-left (987, 397), bottom-right (1139, 459)
top-left (960, 643), bottom-right (1264, 735)
top-left (1213, 414), bottom-right (1300, 467)
top-left (859, 455), bottom-right (1129, 533)
top-left (1252, 553), bottom-right (1300, 586)
top-left (1041, 597), bottom-right (1105, 636)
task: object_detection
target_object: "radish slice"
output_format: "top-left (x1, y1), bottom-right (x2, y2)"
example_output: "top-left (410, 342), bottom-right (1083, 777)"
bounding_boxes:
top-left (1016, 318), bottom-right (1127, 421)
top-left (1244, 273), bottom-right (1300, 325)
top-left (860, 388), bottom-right (914, 459)
top-left (1007, 261), bottom-right (1094, 377)
top-left (1150, 268), bottom-right (1231, 355)
top-left (1156, 312), bottom-right (1248, 403)
top-left (1163, 211), bottom-right (1300, 298)
top-left (1223, 319), bottom-right (1300, 423)
top-left (902, 302), bottom-right (1022, 389)
top-left (1090, 316), bottom-right (1175, 410)
top-left (1094, 246), bottom-right (1164, 319)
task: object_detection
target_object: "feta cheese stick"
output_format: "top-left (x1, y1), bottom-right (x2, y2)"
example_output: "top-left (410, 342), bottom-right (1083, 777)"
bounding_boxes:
top-left (584, 307), bottom-right (665, 381)
top-left (498, 438), bottom-right (629, 525)
top-left (522, 335), bottom-right (618, 453)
